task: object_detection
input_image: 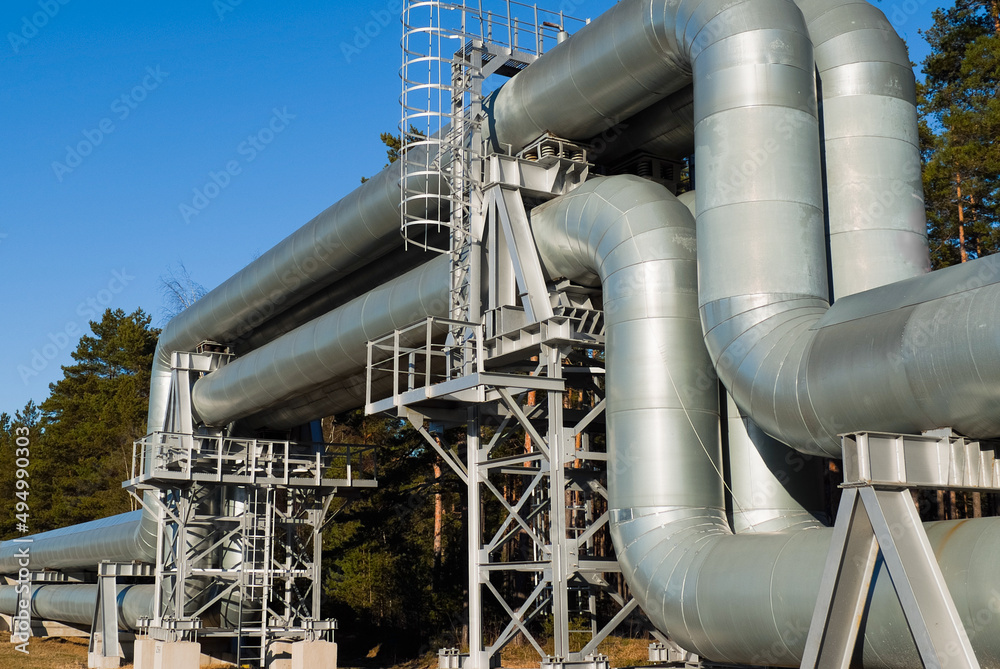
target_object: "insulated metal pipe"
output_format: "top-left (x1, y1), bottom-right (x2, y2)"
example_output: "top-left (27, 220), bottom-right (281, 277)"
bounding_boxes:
top-left (531, 175), bottom-right (1000, 668)
top-left (680, 193), bottom-right (827, 533)
top-left (0, 584), bottom-right (153, 630)
top-left (586, 86), bottom-right (695, 165)
top-left (190, 257), bottom-right (450, 427)
top-left (147, 160), bottom-right (439, 435)
top-left (674, 0), bottom-right (1000, 456)
top-left (237, 244), bottom-right (442, 353)
top-left (726, 393), bottom-right (827, 533)
top-left (242, 367), bottom-right (396, 430)
top-left (534, 176), bottom-right (721, 514)
top-left (795, 0), bottom-right (930, 297)
top-left (0, 511), bottom-right (154, 573)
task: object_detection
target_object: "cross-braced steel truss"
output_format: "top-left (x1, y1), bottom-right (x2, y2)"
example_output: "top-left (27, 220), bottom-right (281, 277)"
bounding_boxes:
top-left (125, 349), bottom-right (374, 668)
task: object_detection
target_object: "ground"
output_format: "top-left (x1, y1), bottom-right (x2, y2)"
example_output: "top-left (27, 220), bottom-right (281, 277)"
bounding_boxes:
top-left (0, 632), bottom-right (653, 668)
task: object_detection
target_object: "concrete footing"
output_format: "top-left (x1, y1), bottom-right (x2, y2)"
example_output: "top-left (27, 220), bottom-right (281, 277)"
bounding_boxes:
top-left (267, 639), bottom-right (293, 668)
top-left (292, 639), bottom-right (337, 669)
top-left (133, 639), bottom-right (201, 669)
top-left (87, 652), bottom-right (122, 668)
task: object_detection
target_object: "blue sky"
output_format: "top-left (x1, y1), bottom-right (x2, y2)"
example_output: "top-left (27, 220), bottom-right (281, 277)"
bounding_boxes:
top-left (0, 0), bottom-right (948, 415)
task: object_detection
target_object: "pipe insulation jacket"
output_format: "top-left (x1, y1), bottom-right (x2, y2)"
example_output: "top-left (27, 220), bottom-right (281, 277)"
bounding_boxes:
top-left (684, 0), bottom-right (1000, 455)
top-left (190, 257), bottom-right (450, 427)
top-left (6, 0), bottom-right (998, 645)
top-left (538, 0), bottom-right (1000, 457)
top-left (581, 1), bottom-right (932, 296)
top-left (795, 0), bottom-right (930, 297)
top-left (681, 192), bottom-right (829, 534)
top-left (488, 0), bottom-right (1000, 456)
top-left (531, 175), bottom-right (1000, 668)
top-left (0, 511), bottom-right (154, 574)
top-left (0, 584), bottom-right (153, 631)
top-left (586, 85), bottom-right (695, 164)
top-left (148, 158), bottom-right (444, 435)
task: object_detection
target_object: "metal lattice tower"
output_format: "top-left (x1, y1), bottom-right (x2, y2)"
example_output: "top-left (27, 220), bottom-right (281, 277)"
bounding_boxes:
top-left (123, 348), bottom-right (374, 668)
top-left (380, 6), bottom-right (665, 669)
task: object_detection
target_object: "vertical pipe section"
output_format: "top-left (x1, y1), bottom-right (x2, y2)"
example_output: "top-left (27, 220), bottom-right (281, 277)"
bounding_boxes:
top-left (726, 394), bottom-right (826, 533)
top-left (681, 192), bottom-right (826, 533)
top-left (532, 175), bottom-right (723, 516)
top-left (532, 175), bottom-right (1000, 668)
top-left (688, 0), bottom-right (1000, 456)
top-left (795, 0), bottom-right (930, 298)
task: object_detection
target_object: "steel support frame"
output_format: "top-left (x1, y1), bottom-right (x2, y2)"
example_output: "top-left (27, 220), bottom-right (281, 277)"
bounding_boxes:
top-left (125, 350), bottom-right (363, 668)
top-left (88, 562), bottom-right (154, 667)
top-left (130, 472), bottom-right (339, 657)
top-left (405, 339), bottom-right (637, 669)
top-left (802, 431), bottom-right (995, 669)
top-left (393, 7), bottom-right (631, 668)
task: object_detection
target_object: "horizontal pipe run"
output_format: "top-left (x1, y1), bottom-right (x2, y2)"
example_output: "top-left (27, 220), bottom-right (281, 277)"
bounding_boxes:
top-left (0, 511), bottom-right (154, 574)
top-left (0, 583), bottom-right (153, 631)
top-left (191, 257), bottom-right (450, 427)
top-left (707, 254), bottom-right (1000, 457)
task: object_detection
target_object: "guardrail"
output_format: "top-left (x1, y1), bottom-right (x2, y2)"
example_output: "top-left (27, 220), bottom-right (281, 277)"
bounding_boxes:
top-left (128, 432), bottom-right (377, 488)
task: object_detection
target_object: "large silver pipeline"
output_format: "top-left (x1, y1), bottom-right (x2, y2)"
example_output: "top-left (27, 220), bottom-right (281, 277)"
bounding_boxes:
top-left (488, 1), bottom-right (693, 152)
top-left (795, 0), bottom-right (930, 297)
top-left (562, 0), bottom-right (930, 298)
top-left (241, 366), bottom-right (394, 430)
top-left (723, 0), bottom-right (928, 529)
top-left (725, 393), bottom-right (827, 533)
top-left (147, 160), bottom-right (437, 435)
top-left (190, 257), bottom-right (450, 427)
top-left (0, 584), bottom-right (154, 630)
top-left (0, 164), bottom-right (442, 622)
top-left (0, 511), bottom-right (154, 573)
top-left (665, 0), bottom-right (1000, 456)
top-left (6, 0), bottom-right (995, 646)
top-left (496, 0), bottom-right (992, 461)
top-left (237, 243), bottom-right (440, 353)
top-left (680, 193), bottom-right (828, 534)
top-left (531, 175), bottom-right (1000, 668)
top-left (586, 86), bottom-right (694, 165)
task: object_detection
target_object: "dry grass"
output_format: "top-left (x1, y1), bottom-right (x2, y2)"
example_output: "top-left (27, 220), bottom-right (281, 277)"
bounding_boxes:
top-left (342, 636), bottom-right (654, 669)
top-left (1, 630), bottom-right (651, 669)
top-left (0, 631), bottom-right (93, 669)
top-left (498, 635), bottom-right (652, 668)
top-left (0, 632), bottom-right (233, 669)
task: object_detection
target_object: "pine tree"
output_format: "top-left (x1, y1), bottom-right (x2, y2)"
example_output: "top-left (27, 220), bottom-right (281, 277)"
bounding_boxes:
top-left (0, 402), bottom-right (43, 540)
top-left (321, 411), bottom-right (466, 657)
top-left (31, 308), bottom-right (159, 531)
top-left (921, 1), bottom-right (1000, 267)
